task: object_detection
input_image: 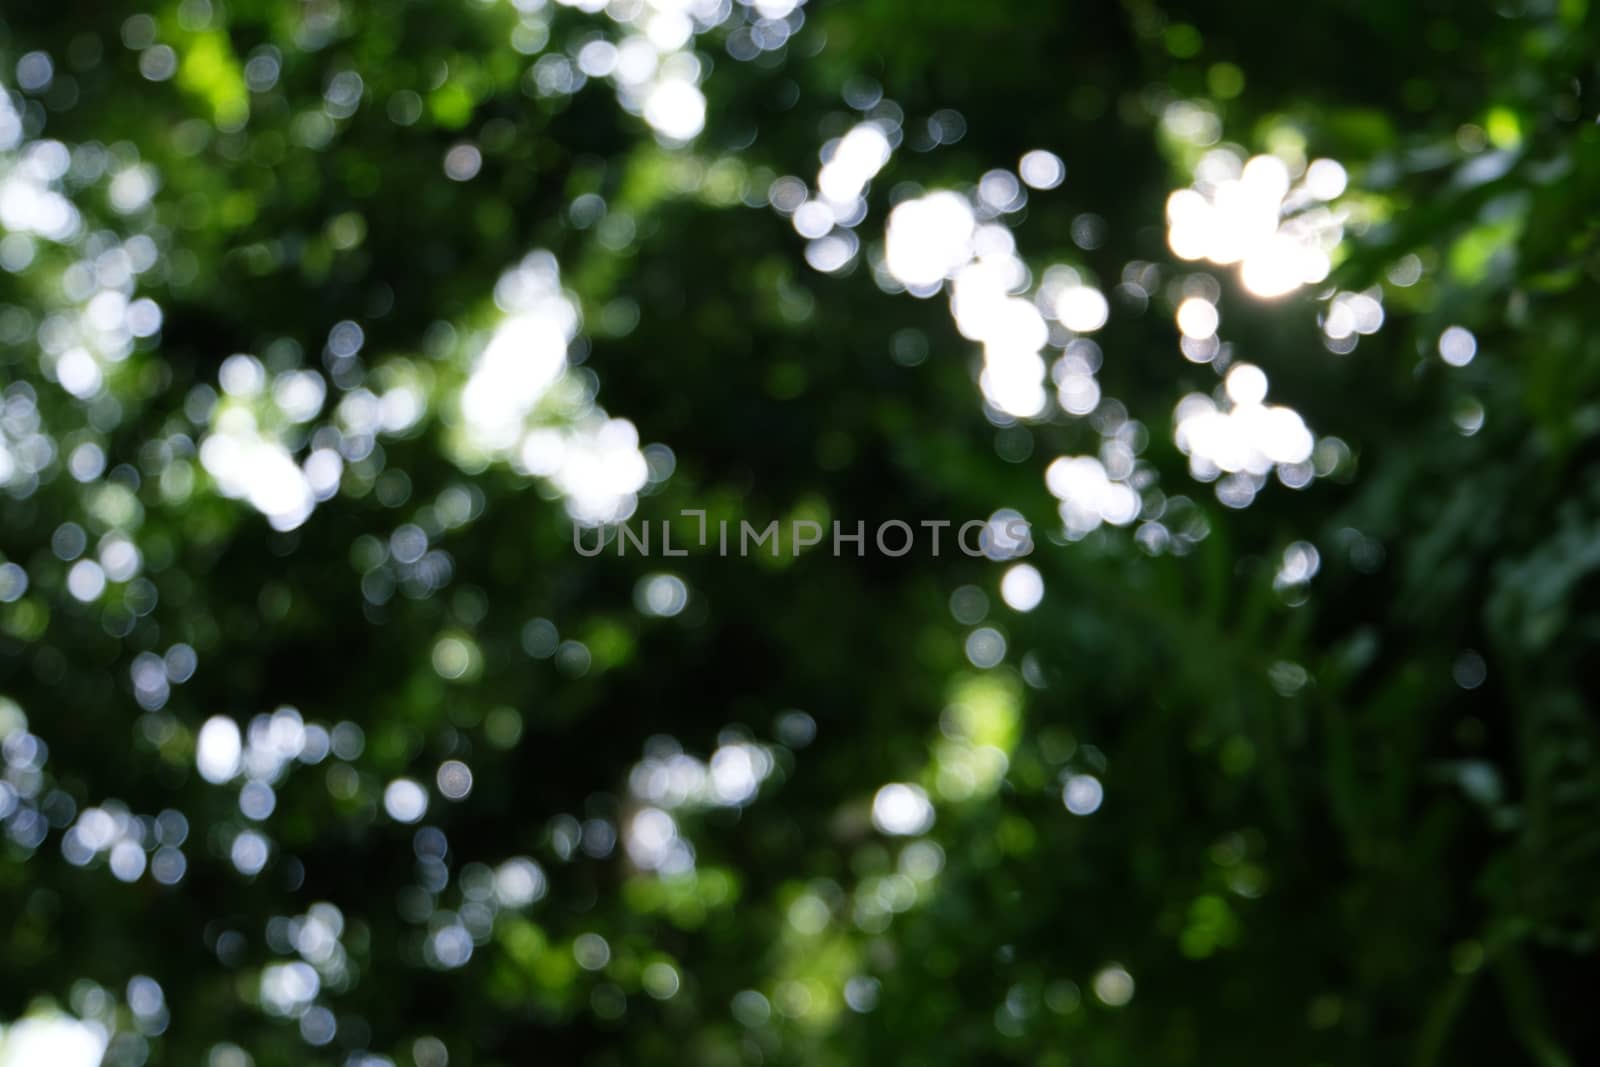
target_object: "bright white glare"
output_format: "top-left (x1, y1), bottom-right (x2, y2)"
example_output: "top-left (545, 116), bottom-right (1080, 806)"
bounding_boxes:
top-left (951, 274), bottom-right (1050, 418)
top-left (980, 359), bottom-right (1048, 418)
top-left (1175, 297), bottom-right (1219, 339)
top-left (872, 783), bottom-right (934, 836)
top-left (577, 40), bottom-right (618, 77)
top-left (199, 409), bottom-right (316, 531)
top-left (1225, 363), bottom-right (1268, 406)
top-left (461, 314), bottom-right (569, 452)
top-left (1439, 325), bottom-right (1477, 367)
top-left (65, 559), bottom-right (105, 601)
top-left (1321, 288), bottom-right (1386, 347)
top-left (548, 417), bottom-right (650, 525)
top-left (1018, 149), bottom-right (1065, 190)
top-left (645, 10), bottom-right (694, 51)
top-left (1053, 343), bottom-right (1102, 416)
top-left (818, 123), bottom-right (891, 204)
top-left (1000, 563), bottom-right (1044, 612)
top-left (55, 349), bottom-right (101, 398)
top-left (1239, 232), bottom-right (1326, 299)
top-left (494, 857), bottom-right (547, 907)
top-left (260, 961), bottom-right (319, 1015)
top-left (805, 232), bottom-right (857, 273)
top-left (614, 40), bottom-right (660, 87)
top-left (1305, 158), bottom-right (1348, 200)
top-left (627, 740), bottom-right (776, 823)
top-left (109, 840), bottom-right (147, 882)
top-left (107, 166), bottom-right (157, 215)
top-left (196, 716), bottom-right (243, 784)
top-left (1063, 774), bottom-right (1103, 815)
top-left (305, 449), bottom-right (343, 498)
top-left (1045, 455), bottom-right (1140, 538)
top-left (383, 778), bottom-right (429, 823)
top-left (463, 253), bottom-right (651, 525)
top-left (710, 742), bottom-right (770, 806)
top-left (625, 807), bottom-right (679, 870)
top-left (643, 77), bottom-right (705, 142)
top-left (1054, 285), bottom-right (1109, 333)
top-left (792, 200), bottom-right (833, 239)
top-left (219, 354), bottom-right (265, 397)
top-left (100, 537), bottom-right (139, 582)
top-left (1166, 150), bottom-right (1345, 299)
top-left (0, 1016), bottom-right (107, 1067)
top-left (1173, 363), bottom-right (1316, 503)
top-left (272, 371), bottom-right (326, 422)
top-left (884, 191), bottom-right (976, 290)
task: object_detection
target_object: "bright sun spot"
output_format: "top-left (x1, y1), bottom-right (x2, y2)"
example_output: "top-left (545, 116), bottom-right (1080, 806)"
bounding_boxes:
top-left (1166, 150), bottom-right (1347, 299)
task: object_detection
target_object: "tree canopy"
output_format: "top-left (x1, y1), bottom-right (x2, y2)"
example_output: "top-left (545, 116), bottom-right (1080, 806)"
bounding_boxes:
top-left (2, 0), bottom-right (1600, 1064)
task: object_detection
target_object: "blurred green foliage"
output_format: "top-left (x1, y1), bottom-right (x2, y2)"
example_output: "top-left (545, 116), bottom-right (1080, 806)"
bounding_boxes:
top-left (2, 0), bottom-right (1600, 1065)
